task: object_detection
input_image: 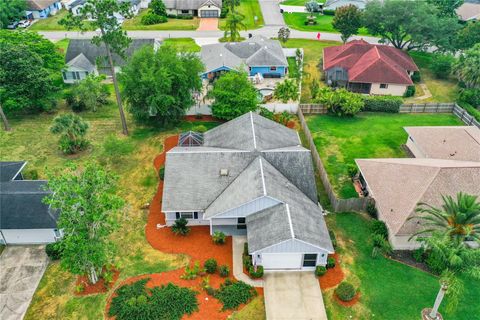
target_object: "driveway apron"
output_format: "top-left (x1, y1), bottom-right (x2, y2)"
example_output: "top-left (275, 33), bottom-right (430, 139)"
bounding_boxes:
top-left (259, 0), bottom-right (286, 26)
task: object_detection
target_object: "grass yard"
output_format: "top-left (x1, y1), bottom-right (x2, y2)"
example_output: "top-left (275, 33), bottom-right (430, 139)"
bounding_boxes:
top-left (281, 0), bottom-right (324, 5)
top-left (405, 52), bottom-right (459, 103)
top-left (324, 213), bottom-right (480, 320)
top-left (306, 113), bottom-right (464, 198)
top-left (282, 39), bottom-right (341, 102)
top-left (123, 9), bottom-right (199, 30)
top-left (0, 89), bottom-right (229, 318)
top-left (219, 0), bottom-right (264, 30)
top-left (283, 13), bottom-right (370, 35)
top-left (29, 9), bottom-right (95, 31)
top-left (163, 38), bottom-right (201, 52)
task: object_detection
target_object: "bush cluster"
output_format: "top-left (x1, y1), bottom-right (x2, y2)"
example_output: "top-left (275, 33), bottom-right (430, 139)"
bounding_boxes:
top-left (334, 282), bottom-right (356, 302)
top-left (366, 202), bottom-right (378, 219)
top-left (248, 266), bottom-right (264, 279)
top-left (315, 265), bottom-right (327, 277)
top-left (371, 220), bottom-right (388, 239)
top-left (109, 279), bottom-right (198, 320)
top-left (329, 230), bottom-right (337, 248)
top-left (158, 166), bottom-right (165, 180)
top-left (219, 265), bottom-right (230, 277)
top-left (45, 242), bottom-right (62, 260)
top-left (323, 9), bottom-right (335, 15)
top-left (326, 256), bottom-right (336, 269)
top-left (172, 217), bottom-right (190, 236)
top-left (141, 12), bottom-right (167, 25)
top-left (458, 101), bottom-right (480, 122)
top-left (459, 89), bottom-right (480, 109)
top-left (204, 258), bottom-right (218, 274)
top-left (167, 14), bottom-right (193, 19)
top-left (212, 231), bottom-right (226, 245)
top-left (362, 95), bottom-right (403, 113)
top-left (404, 85), bottom-right (416, 97)
top-left (430, 54), bottom-right (454, 79)
top-left (215, 280), bottom-right (257, 310)
top-left (411, 71), bottom-right (421, 83)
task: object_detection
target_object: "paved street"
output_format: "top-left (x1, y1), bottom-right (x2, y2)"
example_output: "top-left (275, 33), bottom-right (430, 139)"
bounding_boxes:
top-left (259, 0), bottom-right (286, 26)
top-left (0, 246), bottom-right (49, 320)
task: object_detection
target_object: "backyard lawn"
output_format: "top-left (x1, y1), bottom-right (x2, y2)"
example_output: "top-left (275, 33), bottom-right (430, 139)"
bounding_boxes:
top-left (324, 213), bottom-right (480, 320)
top-left (283, 12), bottom-right (370, 35)
top-left (219, 0), bottom-right (264, 30)
top-left (163, 37), bottom-right (201, 52)
top-left (282, 39), bottom-right (341, 102)
top-left (306, 113), bottom-right (464, 198)
top-left (123, 9), bottom-right (200, 30)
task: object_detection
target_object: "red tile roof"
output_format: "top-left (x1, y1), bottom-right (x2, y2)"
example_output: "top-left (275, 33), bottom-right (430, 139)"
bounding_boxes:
top-left (323, 40), bottom-right (418, 85)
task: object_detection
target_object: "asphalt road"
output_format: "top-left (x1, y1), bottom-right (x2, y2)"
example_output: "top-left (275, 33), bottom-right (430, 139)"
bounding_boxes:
top-left (259, 0), bottom-right (286, 26)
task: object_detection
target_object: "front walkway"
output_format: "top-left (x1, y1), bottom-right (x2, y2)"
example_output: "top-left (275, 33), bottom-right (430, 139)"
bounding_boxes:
top-left (264, 272), bottom-right (328, 320)
top-left (0, 246), bottom-right (49, 320)
top-left (232, 236), bottom-right (264, 287)
top-left (197, 18), bottom-right (219, 31)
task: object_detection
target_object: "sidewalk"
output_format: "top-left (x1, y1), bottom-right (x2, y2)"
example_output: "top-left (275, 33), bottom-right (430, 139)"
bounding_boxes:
top-left (232, 236), bottom-right (264, 287)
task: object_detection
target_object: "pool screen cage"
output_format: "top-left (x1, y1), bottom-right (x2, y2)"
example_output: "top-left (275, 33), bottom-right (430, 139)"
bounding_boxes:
top-left (178, 131), bottom-right (204, 147)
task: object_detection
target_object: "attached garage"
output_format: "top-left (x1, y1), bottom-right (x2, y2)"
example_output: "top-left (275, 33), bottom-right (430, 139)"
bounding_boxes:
top-left (261, 253), bottom-right (302, 270)
top-left (200, 9), bottom-right (219, 17)
top-left (1, 229), bottom-right (59, 245)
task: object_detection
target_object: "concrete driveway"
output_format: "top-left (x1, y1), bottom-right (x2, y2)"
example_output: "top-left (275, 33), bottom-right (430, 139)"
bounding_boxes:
top-left (0, 246), bottom-right (49, 320)
top-left (259, 0), bottom-right (286, 26)
top-left (264, 272), bottom-right (328, 320)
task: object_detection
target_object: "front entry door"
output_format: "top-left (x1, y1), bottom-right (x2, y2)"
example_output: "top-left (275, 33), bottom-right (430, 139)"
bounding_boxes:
top-left (302, 254), bottom-right (317, 267)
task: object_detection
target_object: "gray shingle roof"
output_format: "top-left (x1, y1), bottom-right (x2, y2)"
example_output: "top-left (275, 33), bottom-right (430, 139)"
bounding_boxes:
top-left (27, 0), bottom-right (58, 10)
top-left (0, 161), bottom-right (25, 182)
top-left (164, 0), bottom-right (222, 10)
top-left (65, 38), bottom-right (156, 67)
top-left (0, 162), bottom-right (58, 230)
top-left (66, 53), bottom-right (96, 72)
top-left (200, 36), bottom-right (288, 74)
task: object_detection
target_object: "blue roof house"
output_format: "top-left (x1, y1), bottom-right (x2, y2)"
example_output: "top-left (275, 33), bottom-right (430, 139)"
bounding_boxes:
top-left (200, 36), bottom-right (289, 80)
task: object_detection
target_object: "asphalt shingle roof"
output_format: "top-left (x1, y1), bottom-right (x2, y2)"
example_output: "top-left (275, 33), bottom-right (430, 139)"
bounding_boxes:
top-left (26, 0), bottom-right (58, 10)
top-left (164, 0), bottom-right (222, 10)
top-left (0, 162), bottom-right (25, 182)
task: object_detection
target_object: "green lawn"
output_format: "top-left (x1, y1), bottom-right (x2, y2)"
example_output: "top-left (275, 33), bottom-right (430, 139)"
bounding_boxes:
top-left (306, 113), bottom-right (464, 198)
top-left (282, 39), bottom-right (341, 102)
top-left (283, 12), bottom-right (369, 35)
top-left (220, 0), bottom-right (264, 30)
top-left (281, 0), bottom-right (322, 5)
top-left (123, 9), bottom-right (200, 30)
top-left (324, 213), bottom-right (480, 320)
top-left (163, 38), bottom-right (200, 52)
top-left (29, 9), bottom-right (95, 31)
top-left (405, 52), bottom-right (459, 103)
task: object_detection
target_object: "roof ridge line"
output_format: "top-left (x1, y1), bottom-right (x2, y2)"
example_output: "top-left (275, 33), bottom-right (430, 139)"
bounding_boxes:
top-left (250, 112), bottom-right (257, 150)
top-left (285, 204), bottom-right (295, 239)
top-left (259, 157), bottom-right (267, 196)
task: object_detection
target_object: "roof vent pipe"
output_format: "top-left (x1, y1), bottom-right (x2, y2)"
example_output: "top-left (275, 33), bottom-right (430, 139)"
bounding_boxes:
top-left (220, 169), bottom-right (229, 176)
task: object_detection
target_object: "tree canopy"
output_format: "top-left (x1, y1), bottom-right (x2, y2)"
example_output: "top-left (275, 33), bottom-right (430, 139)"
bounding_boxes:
top-left (0, 0), bottom-right (26, 29)
top-left (120, 45), bottom-right (203, 126)
top-left (44, 162), bottom-right (124, 284)
top-left (332, 4), bottom-right (363, 43)
top-left (363, 0), bottom-right (460, 52)
top-left (427, 0), bottom-right (464, 17)
top-left (453, 43), bottom-right (480, 89)
top-left (224, 12), bottom-right (246, 42)
top-left (210, 70), bottom-right (259, 120)
top-left (455, 22), bottom-right (480, 50)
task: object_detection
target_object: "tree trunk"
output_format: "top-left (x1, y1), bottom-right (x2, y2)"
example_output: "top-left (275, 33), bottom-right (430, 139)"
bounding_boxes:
top-left (429, 284), bottom-right (448, 318)
top-left (0, 103), bottom-right (11, 131)
top-left (103, 40), bottom-right (129, 136)
top-left (89, 266), bottom-right (99, 284)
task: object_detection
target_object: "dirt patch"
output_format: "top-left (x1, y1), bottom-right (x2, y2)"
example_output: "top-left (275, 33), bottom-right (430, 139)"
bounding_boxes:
top-left (184, 115), bottom-right (220, 122)
top-left (319, 254), bottom-right (344, 290)
top-left (389, 251), bottom-right (432, 274)
top-left (334, 291), bottom-right (360, 307)
top-left (75, 269), bottom-right (120, 296)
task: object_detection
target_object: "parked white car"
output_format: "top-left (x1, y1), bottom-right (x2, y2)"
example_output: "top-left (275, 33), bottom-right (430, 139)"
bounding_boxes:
top-left (18, 20), bottom-right (31, 28)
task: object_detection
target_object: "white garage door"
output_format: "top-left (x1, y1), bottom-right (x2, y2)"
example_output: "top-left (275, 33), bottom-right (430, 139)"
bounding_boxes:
top-left (262, 253), bottom-right (302, 270)
top-left (1, 229), bottom-right (56, 244)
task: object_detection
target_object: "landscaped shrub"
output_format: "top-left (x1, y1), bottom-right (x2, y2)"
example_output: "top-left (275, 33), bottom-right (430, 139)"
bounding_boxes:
top-left (215, 280), bottom-right (257, 310)
top-left (159, 166), bottom-right (165, 180)
top-left (243, 254), bottom-right (253, 269)
top-left (204, 258), bottom-right (218, 274)
top-left (141, 12), bottom-right (167, 25)
top-left (192, 124), bottom-right (208, 133)
top-left (181, 261), bottom-right (203, 280)
top-left (243, 242), bottom-right (249, 256)
top-left (411, 71), bottom-right (421, 83)
top-left (362, 95), bottom-right (402, 113)
top-left (347, 164), bottom-right (358, 178)
top-left (248, 265), bottom-right (264, 279)
top-left (404, 85), bottom-right (416, 97)
top-left (50, 113), bottom-right (89, 154)
top-left (219, 265), bottom-right (230, 277)
top-left (109, 279), bottom-right (198, 320)
top-left (259, 106), bottom-right (275, 120)
top-left (212, 231), bottom-right (226, 245)
top-left (65, 91), bottom-right (86, 112)
top-left (314, 87), bottom-right (364, 116)
top-left (172, 217), bottom-right (190, 236)
top-left (371, 220), bottom-right (388, 239)
top-left (334, 282), bottom-right (356, 302)
top-left (412, 247), bottom-right (425, 262)
top-left (329, 230), bottom-right (337, 248)
top-left (274, 79), bottom-right (299, 103)
top-left (45, 242), bottom-right (62, 260)
top-left (323, 9), bottom-right (336, 15)
top-left (459, 88), bottom-right (480, 108)
top-left (366, 202), bottom-right (378, 219)
top-left (326, 256), bottom-right (336, 269)
top-left (425, 249), bottom-right (446, 275)
top-left (430, 54), bottom-right (454, 79)
top-left (458, 101), bottom-right (480, 122)
top-left (315, 265), bottom-right (327, 277)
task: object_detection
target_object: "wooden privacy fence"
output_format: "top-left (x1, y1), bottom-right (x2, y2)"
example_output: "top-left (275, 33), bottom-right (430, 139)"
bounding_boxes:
top-left (453, 104), bottom-right (480, 128)
top-left (297, 108), bottom-right (369, 212)
top-left (399, 102), bottom-right (455, 113)
top-left (299, 104), bottom-right (328, 114)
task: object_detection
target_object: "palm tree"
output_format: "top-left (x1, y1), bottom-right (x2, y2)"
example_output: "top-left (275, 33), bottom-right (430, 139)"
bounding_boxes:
top-left (224, 12), bottom-right (246, 42)
top-left (410, 192), bottom-right (480, 242)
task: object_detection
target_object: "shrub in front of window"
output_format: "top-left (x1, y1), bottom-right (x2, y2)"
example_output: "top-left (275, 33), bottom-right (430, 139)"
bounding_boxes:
top-left (172, 217), bottom-right (190, 236)
top-left (315, 266), bottom-right (327, 277)
top-left (212, 231), bottom-right (226, 245)
top-left (219, 265), bottom-right (230, 277)
top-left (326, 256), bottom-right (336, 269)
top-left (204, 258), bottom-right (218, 274)
top-left (334, 282), bottom-right (356, 302)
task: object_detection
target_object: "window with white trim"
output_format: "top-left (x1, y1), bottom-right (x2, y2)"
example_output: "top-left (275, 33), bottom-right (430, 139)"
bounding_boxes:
top-left (175, 212), bottom-right (199, 219)
top-left (380, 83), bottom-right (388, 89)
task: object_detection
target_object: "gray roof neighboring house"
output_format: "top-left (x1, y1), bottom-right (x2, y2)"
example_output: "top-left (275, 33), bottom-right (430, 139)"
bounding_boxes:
top-left (323, 0), bottom-right (367, 10)
top-left (65, 38), bottom-right (157, 70)
top-left (405, 126), bottom-right (480, 162)
top-left (456, 1), bottom-right (480, 21)
top-left (0, 162), bottom-right (58, 230)
top-left (164, 0), bottom-right (222, 10)
top-left (162, 112), bottom-right (333, 254)
top-left (200, 35), bottom-right (288, 74)
top-left (26, 0), bottom-right (59, 11)
top-left (356, 158), bottom-right (480, 236)
top-left (66, 52), bottom-right (96, 72)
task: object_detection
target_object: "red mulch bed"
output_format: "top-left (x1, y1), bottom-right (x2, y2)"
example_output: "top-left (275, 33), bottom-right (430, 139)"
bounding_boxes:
top-left (75, 269), bottom-right (120, 296)
top-left (334, 292), bottom-right (360, 307)
top-left (319, 254), bottom-right (344, 290)
top-left (184, 115), bottom-right (220, 122)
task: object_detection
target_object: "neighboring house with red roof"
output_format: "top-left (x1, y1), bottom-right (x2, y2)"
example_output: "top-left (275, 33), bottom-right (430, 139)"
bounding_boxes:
top-left (323, 40), bottom-right (419, 96)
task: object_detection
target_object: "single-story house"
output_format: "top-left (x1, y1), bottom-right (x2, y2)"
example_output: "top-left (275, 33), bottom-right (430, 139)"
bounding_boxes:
top-left (63, 38), bottom-right (159, 83)
top-left (26, 0), bottom-right (62, 19)
top-left (323, 0), bottom-right (367, 11)
top-left (66, 0), bottom-right (146, 20)
top-left (356, 126), bottom-right (480, 250)
top-left (162, 112), bottom-right (334, 270)
top-left (200, 35), bottom-right (289, 80)
top-left (323, 39), bottom-right (419, 96)
top-left (456, 0), bottom-right (480, 21)
top-left (164, 0), bottom-right (222, 17)
top-left (0, 162), bottom-right (60, 245)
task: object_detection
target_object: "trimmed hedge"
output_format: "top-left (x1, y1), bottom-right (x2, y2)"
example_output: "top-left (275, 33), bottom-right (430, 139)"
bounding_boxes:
top-left (215, 280), bottom-right (257, 310)
top-left (323, 9), bottom-right (335, 15)
top-left (404, 85), bottom-right (416, 97)
top-left (315, 266), bottom-right (327, 277)
top-left (362, 95), bottom-right (403, 113)
top-left (335, 282), bottom-right (356, 302)
top-left (326, 256), bottom-right (336, 269)
top-left (248, 266), bottom-right (264, 279)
